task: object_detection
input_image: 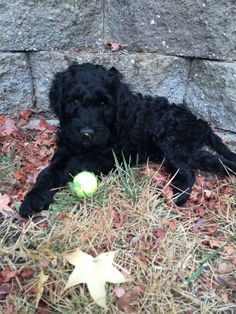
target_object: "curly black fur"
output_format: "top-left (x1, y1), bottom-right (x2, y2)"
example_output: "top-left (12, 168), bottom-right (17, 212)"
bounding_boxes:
top-left (19, 63), bottom-right (236, 217)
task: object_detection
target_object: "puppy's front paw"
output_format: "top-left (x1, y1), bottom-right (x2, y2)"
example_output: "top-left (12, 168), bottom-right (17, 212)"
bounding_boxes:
top-left (173, 191), bottom-right (190, 206)
top-left (19, 192), bottom-right (50, 218)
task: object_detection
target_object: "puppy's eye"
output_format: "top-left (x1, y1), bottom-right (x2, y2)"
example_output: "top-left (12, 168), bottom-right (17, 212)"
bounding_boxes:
top-left (101, 101), bottom-right (105, 106)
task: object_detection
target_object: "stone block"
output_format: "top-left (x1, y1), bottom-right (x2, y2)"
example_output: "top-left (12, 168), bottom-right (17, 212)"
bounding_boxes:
top-left (0, 0), bottom-right (103, 51)
top-left (105, 0), bottom-right (236, 61)
top-left (30, 51), bottom-right (189, 111)
top-left (0, 53), bottom-right (33, 115)
top-left (185, 60), bottom-right (236, 132)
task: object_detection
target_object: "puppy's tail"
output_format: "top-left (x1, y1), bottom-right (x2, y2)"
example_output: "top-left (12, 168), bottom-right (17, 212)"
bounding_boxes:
top-left (208, 126), bottom-right (236, 162)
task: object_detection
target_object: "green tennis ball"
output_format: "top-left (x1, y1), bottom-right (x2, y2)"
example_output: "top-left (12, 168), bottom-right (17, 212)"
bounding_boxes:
top-left (72, 171), bottom-right (98, 197)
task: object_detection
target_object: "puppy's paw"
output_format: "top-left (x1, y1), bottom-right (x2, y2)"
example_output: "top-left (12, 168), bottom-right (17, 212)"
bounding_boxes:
top-left (173, 191), bottom-right (190, 206)
top-left (19, 192), bottom-right (50, 218)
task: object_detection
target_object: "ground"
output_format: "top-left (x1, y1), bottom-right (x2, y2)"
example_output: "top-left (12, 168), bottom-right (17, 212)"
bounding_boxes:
top-left (0, 112), bottom-right (236, 314)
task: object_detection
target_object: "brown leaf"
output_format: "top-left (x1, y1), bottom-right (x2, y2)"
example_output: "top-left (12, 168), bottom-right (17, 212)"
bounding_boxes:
top-left (224, 245), bottom-right (235, 255)
top-left (20, 268), bottom-right (34, 280)
top-left (196, 207), bottom-right (206, 217)
top-left (218, 262), bottom-right (234, 274)
top-left (153, 227), bottom-right (166, 244)
top-left (0, 268), bottom-right (17, 283)
top-left (105, 42), bottom-right (128, 52)
top-left (14, 169), bottom-right (27, 182)
top-left (0, 194), bottom-right (14, 212)
top-left (209, 239), bottom-right (223, 248)
top-left (18, 109), bottom-right (32, 125)
top-left (117, 285), bottom-right (145, 313)
top-left (0, 116), bottom-right (17, 135)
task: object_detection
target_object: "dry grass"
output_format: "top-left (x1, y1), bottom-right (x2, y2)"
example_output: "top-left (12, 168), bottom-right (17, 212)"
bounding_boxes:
top-left (0, 164), bottom-right (236, 313)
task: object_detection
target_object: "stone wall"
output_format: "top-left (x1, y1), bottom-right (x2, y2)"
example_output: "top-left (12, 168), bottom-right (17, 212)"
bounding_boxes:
top-left (0, 0), bottom-right (235, 143)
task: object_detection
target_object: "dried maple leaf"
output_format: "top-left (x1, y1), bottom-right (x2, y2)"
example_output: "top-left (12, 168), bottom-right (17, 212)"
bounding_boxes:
top-left (105, 42), bottom-right (128, 52)
top-left (64, 249), bottom-right (129, 308)
top-left (0, 116), bottom-right (17, 135)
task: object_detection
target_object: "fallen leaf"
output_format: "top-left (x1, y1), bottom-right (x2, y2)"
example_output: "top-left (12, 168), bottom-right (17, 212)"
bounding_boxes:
top-left (209, 239), bottom-right (222, 248)
top-left (218, 262), bottom-right (234, 274)
top-left (0, 268), bottom-right (17, 283)
top-left (0, 116), bottom-right (17, 135)
top-left (35, 270), bottom-right (49, 307)
top-left (0, 194), bottom-right (14, 212)
top-left (105, 42), bottom-right (128, 52)
top-left (224, 245), bottom-right (235, 255)
top-left (18, 109), bottom-right (32, 126)
top-left (64, 249), bottom-right (129, 308)
top-left (117, 284), bottom-right (145, 313)
top-left (14, 169), bottom-right (27, 182)
top-left (20, 268), bottom-right (34, 280)
top-left (153, 227), bottom-right (166, 244)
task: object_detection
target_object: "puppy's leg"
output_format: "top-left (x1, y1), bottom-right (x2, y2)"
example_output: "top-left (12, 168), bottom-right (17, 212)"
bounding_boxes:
top-left (19, 153), bottom-right (69, 218)
top-left (158, 143), bottom-right (196, 205)
top-left (167, 161), bottom-right (196, 206)
top-left (194, 150), bottom-right (236, 174)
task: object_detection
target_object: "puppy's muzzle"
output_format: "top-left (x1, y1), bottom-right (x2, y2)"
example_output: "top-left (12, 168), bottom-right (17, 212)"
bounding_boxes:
top-left (80, 127), bottom-right (94, 139)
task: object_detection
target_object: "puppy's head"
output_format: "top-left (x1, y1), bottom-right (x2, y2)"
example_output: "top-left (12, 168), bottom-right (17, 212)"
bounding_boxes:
top-left (49, 63), bottom-right (122, 148)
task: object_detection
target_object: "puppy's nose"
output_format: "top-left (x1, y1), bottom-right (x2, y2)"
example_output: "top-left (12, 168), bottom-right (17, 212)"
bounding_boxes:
top-left (80, 127), bottom-right (94, 139)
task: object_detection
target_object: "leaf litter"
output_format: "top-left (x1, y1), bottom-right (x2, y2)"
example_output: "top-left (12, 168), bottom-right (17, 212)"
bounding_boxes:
top-left (0, 113), bottom-right (236, 313)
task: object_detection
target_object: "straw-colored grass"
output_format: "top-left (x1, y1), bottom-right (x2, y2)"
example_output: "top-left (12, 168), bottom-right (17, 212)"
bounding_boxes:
top-left (0, 163), bottom-right (236, 313)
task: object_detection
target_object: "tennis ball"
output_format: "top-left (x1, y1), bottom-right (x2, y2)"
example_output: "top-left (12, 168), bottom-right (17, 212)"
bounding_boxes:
top-left (72, 171), bottom-right (98, 197)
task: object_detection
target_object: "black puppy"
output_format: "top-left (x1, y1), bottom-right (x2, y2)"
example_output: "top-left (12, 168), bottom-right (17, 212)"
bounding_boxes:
top-left (19, 63), bottom-right (236, 217)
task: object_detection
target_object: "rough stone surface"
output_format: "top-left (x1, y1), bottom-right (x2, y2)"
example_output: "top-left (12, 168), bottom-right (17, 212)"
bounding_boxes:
top-left (0, 0), bottom-right (103, 51)
top-left (30, 51), bottom-right (189, 112)
top-left (0, 53), bottom-right (33, 114)
top-left (105, 0), bottom-right (236, 61)
top-left (185, 60), bottom-right (236, 132)
top-left (0, 0), bottom-right (235, 144)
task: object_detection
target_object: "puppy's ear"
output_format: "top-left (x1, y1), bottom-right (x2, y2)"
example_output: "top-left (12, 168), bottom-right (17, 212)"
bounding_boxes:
top-left (106, 67), bottom-right (123, 95)
top-left (108, 67), bottom-right (123, 80)
top-left (49, 73), bottom-right (64, 119)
